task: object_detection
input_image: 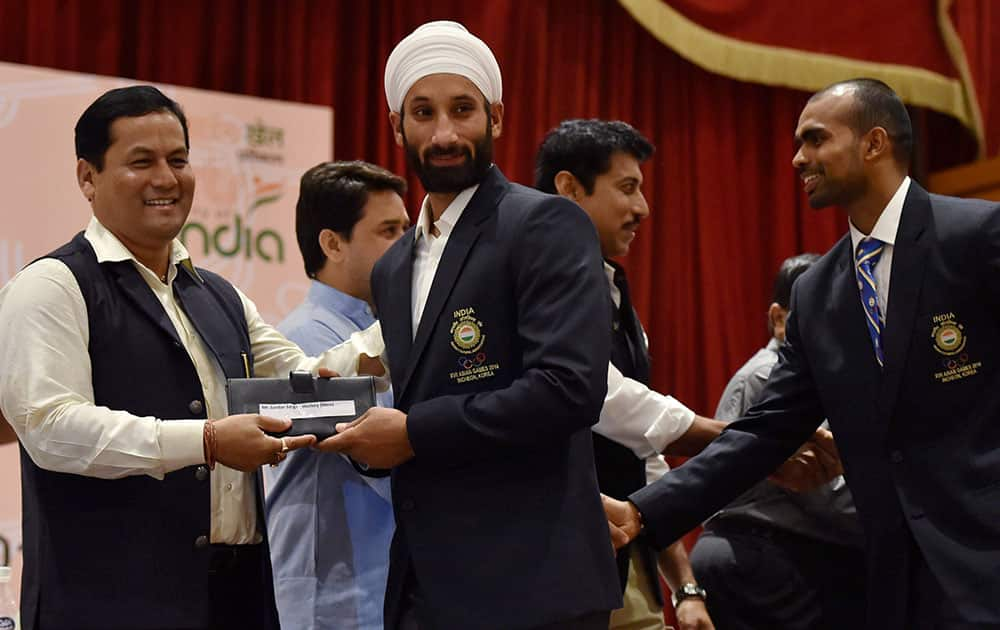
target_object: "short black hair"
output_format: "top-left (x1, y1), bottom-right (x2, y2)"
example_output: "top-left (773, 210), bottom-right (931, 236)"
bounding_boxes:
top-left (811, 78), bottom-right (913, 167)
top-left (534, 119), bottom-right (654, 194)
top-left (772, 253), bottom-right (821, 309)
top-left (296, 160), bottom-right (407, 278)
top-left (75, 85), bottom-right (189, 171)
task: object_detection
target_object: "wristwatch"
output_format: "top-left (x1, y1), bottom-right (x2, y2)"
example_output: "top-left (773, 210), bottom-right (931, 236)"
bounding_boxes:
top-left (671, 582), bottom-right (707, 608)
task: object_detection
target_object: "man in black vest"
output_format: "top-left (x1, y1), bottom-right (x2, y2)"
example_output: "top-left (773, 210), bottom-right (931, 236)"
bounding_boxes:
top-left (535, 119), bottom-right (715, 630)
top-left (0, 86), bottom-right (370, 630)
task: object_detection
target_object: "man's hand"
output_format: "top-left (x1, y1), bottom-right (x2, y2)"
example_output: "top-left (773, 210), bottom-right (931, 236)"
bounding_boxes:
top-left (769, 427), bottom-right (843, 492)
top-left (213, 414), bottom-right (316, 471)
top-left (601, 494), bottom-right (642, 550)
top-left (357, 354), bottom-right (386, 377)
top-left (315, 407), bottom-right (414, 468)
top-left (675, 598), bottom-right (714, 630)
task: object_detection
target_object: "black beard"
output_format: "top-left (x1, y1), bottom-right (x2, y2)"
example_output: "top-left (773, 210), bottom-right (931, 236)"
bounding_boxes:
top-left (404, 123), bottom-right (494, 193)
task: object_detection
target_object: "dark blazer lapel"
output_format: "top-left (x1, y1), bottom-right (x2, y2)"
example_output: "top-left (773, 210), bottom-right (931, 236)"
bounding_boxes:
top-left (380, 230), bottom-right (416, 389)
top-left (878, 183), bottom-right (930, 416)
top-left (829, 238), bottom-right (883, 402)
top-left (396, 168), bottom-right (506, 400)
top-left (108, 262), bottom-right (184, 347)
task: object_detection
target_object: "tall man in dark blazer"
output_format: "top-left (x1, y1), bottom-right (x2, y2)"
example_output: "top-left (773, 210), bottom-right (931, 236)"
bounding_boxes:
top-left (318, 21), bottom-right (621, 630)
top-left (605, 78), bottom-right (1000, 628)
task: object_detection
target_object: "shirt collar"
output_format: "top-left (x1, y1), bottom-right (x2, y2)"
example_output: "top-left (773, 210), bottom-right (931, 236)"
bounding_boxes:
top-left (84, 216), bottom-right (201, 282)
top-left (306, 279), bottom-right (376, 329)
top-left (849, 176), bottom-right (910, 252)
top-left (413, 184), bottom-right (479, 243)
top-left (603, 261), bottom-right (621, 309)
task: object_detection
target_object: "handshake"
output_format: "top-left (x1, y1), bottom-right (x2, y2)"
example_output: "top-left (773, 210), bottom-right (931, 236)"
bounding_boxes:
top-left (602, 427), bottom-right (843, 550)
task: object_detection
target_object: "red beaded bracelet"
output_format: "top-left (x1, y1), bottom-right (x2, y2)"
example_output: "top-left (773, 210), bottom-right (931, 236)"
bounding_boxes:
top-left (203, 420), bottom-right (218, 471)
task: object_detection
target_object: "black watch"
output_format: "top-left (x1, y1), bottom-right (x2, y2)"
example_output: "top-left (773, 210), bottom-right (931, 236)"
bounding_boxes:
top-left (671, 582), bottom-right (707, 608)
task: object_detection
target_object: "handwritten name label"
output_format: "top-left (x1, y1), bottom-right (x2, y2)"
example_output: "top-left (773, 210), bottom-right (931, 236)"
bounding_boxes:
top-left (259, 400), bottom-right (356, 420)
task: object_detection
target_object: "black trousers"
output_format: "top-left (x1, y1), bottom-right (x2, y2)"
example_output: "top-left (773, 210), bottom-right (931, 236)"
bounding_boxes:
top-left (690, 519), bottom-right (867, 630)
top-left (397, 568), bottom-right (610, 630)
top-left (207, 543), bottom-right (280, 630)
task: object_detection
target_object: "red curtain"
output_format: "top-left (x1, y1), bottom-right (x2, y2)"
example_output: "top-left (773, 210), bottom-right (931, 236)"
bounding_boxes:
top-left (2, 0), bottom-right (997, 622)
top-left (0, 0), bottom-right (994, 449)
top-left (951, 0), bottom-right (1000, 156)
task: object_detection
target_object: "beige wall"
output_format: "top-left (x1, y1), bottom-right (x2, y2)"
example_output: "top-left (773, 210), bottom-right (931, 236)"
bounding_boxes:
top-left (0, 443), bottom-right (21, 602)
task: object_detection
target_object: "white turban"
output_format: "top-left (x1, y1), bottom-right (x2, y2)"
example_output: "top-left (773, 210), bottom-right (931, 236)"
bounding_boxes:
top-left (384, 21), bottom-right (502, 113)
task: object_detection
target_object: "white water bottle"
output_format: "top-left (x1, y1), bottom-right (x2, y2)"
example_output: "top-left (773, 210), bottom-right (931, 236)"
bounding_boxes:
top-left (0, 566), bottom-right (16, 630)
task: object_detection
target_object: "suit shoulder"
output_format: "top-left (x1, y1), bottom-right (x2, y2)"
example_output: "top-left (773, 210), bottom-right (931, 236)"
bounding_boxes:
top-left (930, 192), bottom-right (1000, 227)
top-left (499, 183), bottom-right (592, 227)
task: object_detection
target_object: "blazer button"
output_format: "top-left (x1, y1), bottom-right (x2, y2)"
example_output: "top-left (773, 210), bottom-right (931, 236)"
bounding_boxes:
top-left (399, 498), bottom-right (415, 512)
top-left (189, 399), bottom-right (204, 415)
top-left (889, 450), bottom-right (904, 464)
top-left (195, 465), bottom-right (209, 481)
top-left (194, 535), bottom-right (209, 549)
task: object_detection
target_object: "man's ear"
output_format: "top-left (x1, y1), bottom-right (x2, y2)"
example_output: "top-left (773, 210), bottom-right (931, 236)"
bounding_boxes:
top-left (389, 111), bottom-right (404, 148)
top-left (489, 101), bottom-right (504, 139)
top-left (553, 170), bottom-right (582, 201)
top-left (77, 159), bottom-right (96, 203)
top-left (768, 302), bottom-right (788, 340)
top-left (318, 228), bottom-right (346, 264)
top-left (864, 127), bottom-right (891, 162)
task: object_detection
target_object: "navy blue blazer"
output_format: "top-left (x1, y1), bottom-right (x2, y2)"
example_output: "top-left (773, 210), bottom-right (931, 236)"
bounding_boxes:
top-left (631, 182), bottom-right (1000, 628)
top-left (371, 167), bottom-right (621, 630)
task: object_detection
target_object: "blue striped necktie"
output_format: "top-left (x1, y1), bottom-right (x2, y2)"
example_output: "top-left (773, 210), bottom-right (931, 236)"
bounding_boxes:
top-left (855, 237), bottom-right (885, 367)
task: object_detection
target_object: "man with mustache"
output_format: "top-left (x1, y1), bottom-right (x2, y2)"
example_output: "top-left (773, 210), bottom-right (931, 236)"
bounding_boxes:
top-left (535, 119), bottom-right (715, 630)
top-left (318, 20), bottom-right (621, 630)
top-left (605, 78), bottom-right (1000, 628)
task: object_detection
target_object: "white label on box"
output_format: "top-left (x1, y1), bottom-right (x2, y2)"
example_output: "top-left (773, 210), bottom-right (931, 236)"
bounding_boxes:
top-left (259, 400), bottom-right (356, 420)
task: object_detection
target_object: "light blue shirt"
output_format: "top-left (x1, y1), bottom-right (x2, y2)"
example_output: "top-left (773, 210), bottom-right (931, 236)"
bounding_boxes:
top-left (264, 280), bottom-right (394, 630)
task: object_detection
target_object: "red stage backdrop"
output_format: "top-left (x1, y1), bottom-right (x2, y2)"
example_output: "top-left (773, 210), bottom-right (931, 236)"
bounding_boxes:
top-left (0, 5), bottom-right (997, 617)
top-left (2, 0), bottom-right (994, 420)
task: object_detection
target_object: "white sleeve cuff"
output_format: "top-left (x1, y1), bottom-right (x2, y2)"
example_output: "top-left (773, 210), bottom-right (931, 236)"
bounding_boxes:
top-left (643, 396), bottom-right (696, 454)
top-left (316, 321), bottom-right (388, 379)
top-left (159, 419), bottom-right (207, 473)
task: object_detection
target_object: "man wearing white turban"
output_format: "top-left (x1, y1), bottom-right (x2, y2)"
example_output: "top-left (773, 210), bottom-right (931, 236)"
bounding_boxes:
top-left (319, 20), bottom-right (622, 630)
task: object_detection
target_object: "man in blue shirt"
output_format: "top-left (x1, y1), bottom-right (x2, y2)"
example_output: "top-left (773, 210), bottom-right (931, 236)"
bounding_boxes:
top-left (264, 160), bottom-right (410, 630)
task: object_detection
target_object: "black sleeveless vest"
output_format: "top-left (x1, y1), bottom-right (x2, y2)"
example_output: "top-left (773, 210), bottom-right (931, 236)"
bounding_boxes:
top-left (19, 233), bottom-right (261, 630)
top-left (592, 262), bottom-right (663, 603)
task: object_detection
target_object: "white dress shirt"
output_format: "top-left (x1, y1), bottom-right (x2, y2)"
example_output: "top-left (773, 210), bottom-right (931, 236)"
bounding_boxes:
top-left (593, 262), bottom-right (696, 458)
top-left (411, 186), bottom-right (478, 337)
top-left (848, 176), bottom-right (910, 323)
top-left (0, 217), bottom-right (379, 544)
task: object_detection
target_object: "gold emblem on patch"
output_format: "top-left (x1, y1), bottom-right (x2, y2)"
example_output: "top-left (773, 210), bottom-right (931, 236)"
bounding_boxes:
top-left (450, 307), bottom-right (485, 354)
top-left (931, 314), bottom-right (966, 356)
